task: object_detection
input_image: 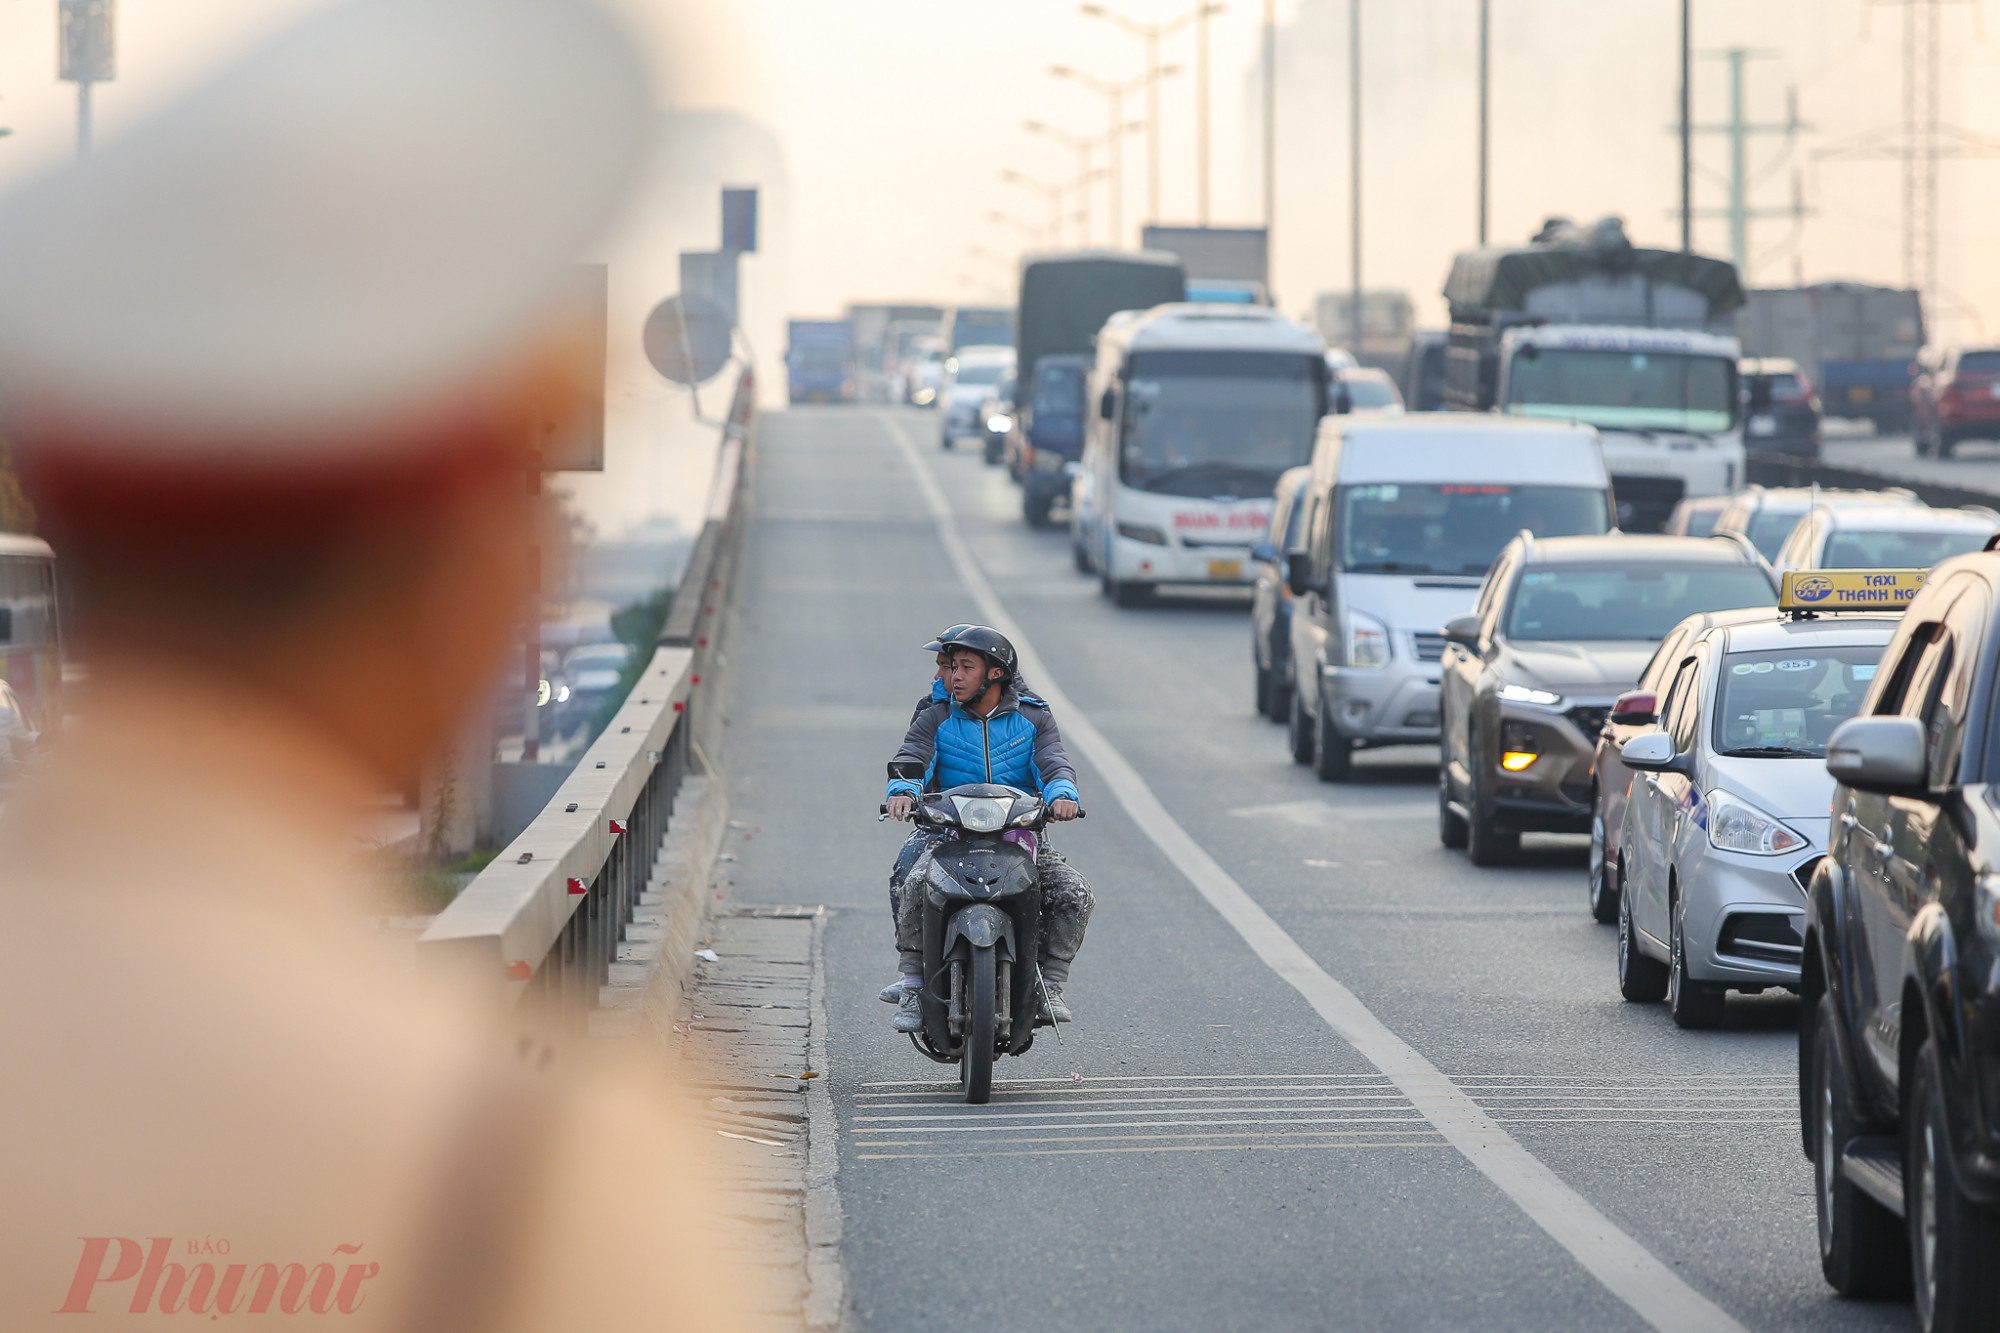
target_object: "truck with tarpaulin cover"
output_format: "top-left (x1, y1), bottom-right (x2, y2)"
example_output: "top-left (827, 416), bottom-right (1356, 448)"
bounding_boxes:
top-left (1442, 217), bottom-right (1746, 532)
top-left (1736, 283), bottom-right (1924, 432)
top-left (785, 319), bottom-right (856, 404)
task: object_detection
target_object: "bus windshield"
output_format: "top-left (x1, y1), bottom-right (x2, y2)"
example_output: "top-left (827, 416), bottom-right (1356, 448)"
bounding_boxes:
top-left (1503, 347), bottom-right (1736, 433)
top-left (1120, 350), bottom-right (1321, 497)
top-left (1336, 484), bottom-right (1609, 576)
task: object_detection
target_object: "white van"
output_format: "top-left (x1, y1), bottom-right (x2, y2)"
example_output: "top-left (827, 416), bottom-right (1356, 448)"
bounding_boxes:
top-left (1284, 416), bottom-right (1615, 779)
top-left (1076, 304), bottom-right (1327, 605)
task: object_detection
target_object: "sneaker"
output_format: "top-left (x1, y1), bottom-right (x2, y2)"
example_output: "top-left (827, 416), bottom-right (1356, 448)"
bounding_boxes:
top-left (1041, 980), bottom-right (1073, 1024)
top-left (879, 978), bottom-right (913, 1004)
top-left (892, 988), bottom-right (923, 1032)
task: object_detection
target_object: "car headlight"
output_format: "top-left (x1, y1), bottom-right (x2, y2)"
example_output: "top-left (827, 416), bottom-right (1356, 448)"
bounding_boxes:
top-left (1345, 609), bottom-right (1390, 668)
top-left (1498, 683), bottom-right (1565, 708)
top-left (953, 795), bottom-right (1007, 833)
top-left (1117, 521), bottom-right (1168, 545)
top-left (1706, 790), bottom-right (1808, 856)
top-left (987, 414), bottom-right (1014, 433)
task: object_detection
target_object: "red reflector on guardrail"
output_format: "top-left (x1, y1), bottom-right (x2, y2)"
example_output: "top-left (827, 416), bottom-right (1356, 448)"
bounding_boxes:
top-left (609, 819), bottom-right (628, 835)
top-left (506, 961), bottom-right (532, 980)
top-left (568, 878), bottom-right (587, 895)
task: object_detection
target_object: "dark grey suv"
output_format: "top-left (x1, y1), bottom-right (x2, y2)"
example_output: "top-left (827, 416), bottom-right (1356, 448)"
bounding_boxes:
top-left (1804, 550), bottom-right (2000, 1331)
top-left (1437, 532), bottom-right (1777, 865)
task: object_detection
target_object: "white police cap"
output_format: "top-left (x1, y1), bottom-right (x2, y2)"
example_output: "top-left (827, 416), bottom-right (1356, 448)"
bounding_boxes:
top-left (0, 0), bottom-right (651, 455)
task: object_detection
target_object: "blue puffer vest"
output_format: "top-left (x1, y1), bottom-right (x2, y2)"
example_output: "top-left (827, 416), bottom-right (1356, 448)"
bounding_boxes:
top-left (889, 696), bottom-right (1079, 805)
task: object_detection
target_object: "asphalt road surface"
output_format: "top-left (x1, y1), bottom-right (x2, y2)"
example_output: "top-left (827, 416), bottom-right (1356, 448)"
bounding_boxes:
top-left (724, 407), bottom-right (1911, 1332)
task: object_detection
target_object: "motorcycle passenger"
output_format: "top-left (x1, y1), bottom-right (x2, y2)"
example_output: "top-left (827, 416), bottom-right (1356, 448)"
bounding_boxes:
top-left (885, 625), bottom-right (1056, 969)
top-left (883, 627), bottom-right (1092, 1032)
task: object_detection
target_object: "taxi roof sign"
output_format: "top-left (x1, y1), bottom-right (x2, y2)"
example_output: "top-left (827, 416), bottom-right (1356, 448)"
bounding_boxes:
top-left (1780, 568), bottom-right (1927, 614)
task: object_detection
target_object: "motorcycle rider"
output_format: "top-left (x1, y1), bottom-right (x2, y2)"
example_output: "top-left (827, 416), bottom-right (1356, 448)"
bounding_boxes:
top-left (885, 624), bottom-right (1058, 931)
top-left (883, 626), bottom-right (1091, 1032)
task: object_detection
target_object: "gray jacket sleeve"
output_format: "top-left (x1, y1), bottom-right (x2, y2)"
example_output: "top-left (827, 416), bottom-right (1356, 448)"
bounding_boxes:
top-left (887, 701), bottom-right (949, 794)
top-left (1021, 703), bottom-right (1079, 798)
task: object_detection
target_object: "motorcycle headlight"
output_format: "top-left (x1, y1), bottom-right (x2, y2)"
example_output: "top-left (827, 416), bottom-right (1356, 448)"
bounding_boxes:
top-left (987, 414), bottom-right (1014, 433)
top-left (953, 796), bottom-right (1007, 833)
top-left (1345, 609), bottom-right (1390, 668)
top-left (1706, 790), bottom-right (1808, 856)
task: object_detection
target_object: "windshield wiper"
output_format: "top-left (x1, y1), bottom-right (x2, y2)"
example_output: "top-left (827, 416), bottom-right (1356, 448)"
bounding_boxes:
top-left (1343, 560), bottom-right (1438, 574)
top-left (1719, 745), bottom-right (1821, 758)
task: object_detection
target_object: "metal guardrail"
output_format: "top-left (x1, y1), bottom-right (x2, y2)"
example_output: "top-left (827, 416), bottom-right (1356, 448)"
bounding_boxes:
top-left (1746, 453), bottom-right (2000, 512)
top-left (417, 366), bottom-right (753, 1011)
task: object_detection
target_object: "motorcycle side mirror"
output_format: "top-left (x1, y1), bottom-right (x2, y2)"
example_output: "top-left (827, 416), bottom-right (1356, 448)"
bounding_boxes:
top-left (1286, 550), bottom-right (1312, 597)
top-left (1442, 614), bottom-right (1482, 647)
top-left (1098, 387), bottom-right (1117, 420)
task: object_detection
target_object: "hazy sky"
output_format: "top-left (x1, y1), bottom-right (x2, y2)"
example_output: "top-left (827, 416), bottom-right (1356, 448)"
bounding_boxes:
top-left (10, 1), bottom-right (2000, 540)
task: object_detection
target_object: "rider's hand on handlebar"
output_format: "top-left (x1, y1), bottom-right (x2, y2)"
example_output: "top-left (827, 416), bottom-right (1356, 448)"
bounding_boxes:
top-left (1049, 798), bottom-right (1080, 822)
top-left (887, 794), bottom-right (914, 822)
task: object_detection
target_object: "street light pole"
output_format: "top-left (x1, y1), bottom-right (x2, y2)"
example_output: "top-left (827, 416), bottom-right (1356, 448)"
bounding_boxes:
top-left (1477, 0), bottom-right (1489, 245)
top-left (1028, 119), bottom-right (1145, 249)
top-left (1051, 63), bottom-right (1177, 248)
top-left (1081, 4), bottom-right (1223, 228)
top-left (1350, 0), bottom-right (1362, 351)
top-left (1680, 0), bottom-right (1693, 251)
top-left (1263, 0), bottom-right (1276, 230)
top-left (1196, 4), bottom-right (1210, 224)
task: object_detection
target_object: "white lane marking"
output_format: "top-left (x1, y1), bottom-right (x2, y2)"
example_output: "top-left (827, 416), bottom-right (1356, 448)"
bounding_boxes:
top-left (1228, 797), bottom-right (1433, 825)
top-left (884, 416), bottom-right (1751, 1333)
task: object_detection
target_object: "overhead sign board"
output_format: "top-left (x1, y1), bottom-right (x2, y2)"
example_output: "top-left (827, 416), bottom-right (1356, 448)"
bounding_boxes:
top-left (1780, 568), bottom-right (1927, 613)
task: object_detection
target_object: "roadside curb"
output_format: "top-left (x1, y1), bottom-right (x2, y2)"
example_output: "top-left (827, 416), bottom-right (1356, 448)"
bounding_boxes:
top-left (589, 773), bottom-right (728, 1039)
top-left (801, 907), bottom-right (849, 1332)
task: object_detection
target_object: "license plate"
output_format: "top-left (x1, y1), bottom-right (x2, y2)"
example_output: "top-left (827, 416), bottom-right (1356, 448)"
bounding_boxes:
top-left (1848, 386), bottom-right (1873, 402)
top-left (1208, 559), bottom-right (1242, 580)
top-left (1748, 413), bottom-right (1776, 436)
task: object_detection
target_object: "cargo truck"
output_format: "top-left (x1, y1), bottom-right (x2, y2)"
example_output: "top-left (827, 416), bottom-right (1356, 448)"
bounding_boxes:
top-left (785, 319), bottom-right (855, 405)
top-left (1736, 282), bottom-right (1924, 433)
top-left (1442, 216), bottom-right (1746, 531)
top-left (1015, 249), bottom-right (1186, 531)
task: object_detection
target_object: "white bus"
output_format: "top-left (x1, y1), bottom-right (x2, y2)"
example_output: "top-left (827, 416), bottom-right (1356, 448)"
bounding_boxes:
top-left (1076, 304), bottom-right (1327, 606)
top-left (0, 533), bottom-right (60, 738)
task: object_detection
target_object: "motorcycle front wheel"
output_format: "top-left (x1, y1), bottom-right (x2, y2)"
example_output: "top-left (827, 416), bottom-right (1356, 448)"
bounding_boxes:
top-left (961, 945), bottom-right (996, 1104)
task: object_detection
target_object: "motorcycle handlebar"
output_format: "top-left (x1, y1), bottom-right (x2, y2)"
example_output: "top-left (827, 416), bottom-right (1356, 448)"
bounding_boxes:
top-left (877, 801), bottom-right (1086, 823)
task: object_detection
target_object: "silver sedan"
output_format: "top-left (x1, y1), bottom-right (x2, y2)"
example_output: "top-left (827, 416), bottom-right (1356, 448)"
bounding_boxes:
top-left (1613, 613), bottom-right (1898, 1027)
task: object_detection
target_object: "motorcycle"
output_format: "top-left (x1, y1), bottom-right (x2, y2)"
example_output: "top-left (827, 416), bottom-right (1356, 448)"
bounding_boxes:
top-left (881, 782), bottom-right (1082, 1103)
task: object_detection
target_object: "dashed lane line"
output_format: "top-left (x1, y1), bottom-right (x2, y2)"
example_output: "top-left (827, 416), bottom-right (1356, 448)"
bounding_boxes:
top-left (884, 414), bottom-right (1751, 1333)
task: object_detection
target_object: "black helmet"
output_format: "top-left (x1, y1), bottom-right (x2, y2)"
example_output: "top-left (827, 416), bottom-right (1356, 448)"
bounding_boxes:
top-left (920, 623), bottom-right (978, 654)
top-left (942, 625), bottom-right (1017, 681)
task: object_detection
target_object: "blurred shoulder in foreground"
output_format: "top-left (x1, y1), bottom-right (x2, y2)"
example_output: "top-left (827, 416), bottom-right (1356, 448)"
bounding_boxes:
top-left (0, 1), bottom-right (762, 1327)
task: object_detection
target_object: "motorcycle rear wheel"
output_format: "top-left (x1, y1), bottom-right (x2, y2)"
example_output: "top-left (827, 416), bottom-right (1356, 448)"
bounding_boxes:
top-left (961, 945), bottom-right (997, 1104)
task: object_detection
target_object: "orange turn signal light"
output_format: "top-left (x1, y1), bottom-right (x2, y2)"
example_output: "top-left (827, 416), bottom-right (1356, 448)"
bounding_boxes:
top-left (1500, 751), bottom-right (1538, 772)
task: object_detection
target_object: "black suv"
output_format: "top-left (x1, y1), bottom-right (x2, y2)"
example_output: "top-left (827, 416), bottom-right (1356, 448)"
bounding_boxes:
top-left (1805, 552), bottom-right (2000, 1331)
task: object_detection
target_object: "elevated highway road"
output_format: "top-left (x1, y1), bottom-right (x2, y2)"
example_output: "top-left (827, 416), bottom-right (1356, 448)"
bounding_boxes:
top-left (722, 407), bottom-right (1904, 1332)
